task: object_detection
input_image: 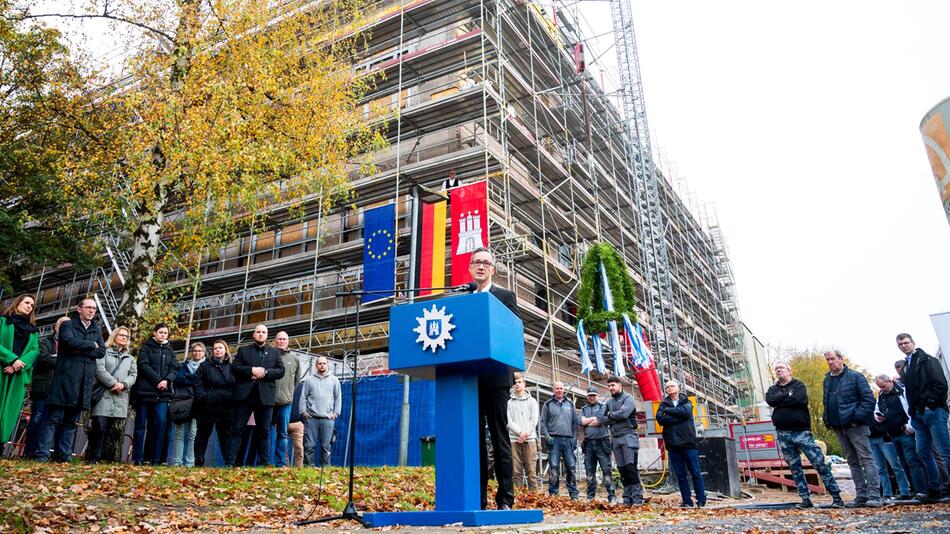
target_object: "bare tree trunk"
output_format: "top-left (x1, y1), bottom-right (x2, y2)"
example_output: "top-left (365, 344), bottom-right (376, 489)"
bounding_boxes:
top-left (115, 190), bottom-right (165, 333)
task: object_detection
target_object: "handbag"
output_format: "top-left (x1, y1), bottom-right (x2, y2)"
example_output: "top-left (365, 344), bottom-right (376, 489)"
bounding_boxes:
top-left (169, 397), bottom-right (194, 424)
top-left (91, 355), bottom-right (122, 407)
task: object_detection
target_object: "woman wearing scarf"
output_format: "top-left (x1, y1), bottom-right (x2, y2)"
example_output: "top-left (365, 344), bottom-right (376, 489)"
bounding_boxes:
top-left (87, 326), bottom-right (137, 463)
top-left (0, 294), bottom-right (40, 444)
top-left (169, 342), bottom-right (205, 466)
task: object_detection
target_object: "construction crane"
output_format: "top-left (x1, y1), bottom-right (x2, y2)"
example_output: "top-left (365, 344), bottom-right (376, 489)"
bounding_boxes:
top-left (609, 0), bottom-right (683, 386)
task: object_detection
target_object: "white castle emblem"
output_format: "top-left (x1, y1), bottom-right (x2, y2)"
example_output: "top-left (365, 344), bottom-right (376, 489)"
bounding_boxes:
top-left (412, 305), bottom-right (456, 353)
top-left (455, 210), bottom-right (485, 254)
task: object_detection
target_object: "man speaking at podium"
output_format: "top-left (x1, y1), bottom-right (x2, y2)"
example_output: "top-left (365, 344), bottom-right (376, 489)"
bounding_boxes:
top-left (467, 247), bottom-right (518, 510)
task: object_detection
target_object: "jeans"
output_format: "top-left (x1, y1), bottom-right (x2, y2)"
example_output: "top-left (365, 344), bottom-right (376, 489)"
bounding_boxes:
top-left (912, 407), bottom-right (950, 493)
top-left (834, 425), bottom-right (880, 500)
top-left (171, 418), bottom-right (197, 466)
top-left (24, 397), bottom-right (49, 458)
top-left (869, 436), bottom-right (910, 497)
top-left (547, 436), bottom-right (578, 498)
top-left (34, 405), bottom-right (82, 462)
top-left (776, 430), bottom-right (840, 499)
top-left (583, 437), bottom-right (616, 499)
top-left (272, 404), bottom-right (292, 467)
top-left (303, 417), bottom-right (335, 466)
top-left (132, 401), bottom-right (170, 465)
top-left (892, 433), bottom-right (927, 494)
top-left (668, 447), bottom-right (707, 506)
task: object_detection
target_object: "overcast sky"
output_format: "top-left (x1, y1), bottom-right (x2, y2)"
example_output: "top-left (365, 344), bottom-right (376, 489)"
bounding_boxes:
top-left (43, 1), bottom-right (950, 377)
top-left (577, 0), bottom-right (950, 377)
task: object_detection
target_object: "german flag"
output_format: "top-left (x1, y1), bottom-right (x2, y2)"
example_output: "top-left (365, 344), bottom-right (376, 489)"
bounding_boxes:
top-left (413, 199), bottom-right (447, 296)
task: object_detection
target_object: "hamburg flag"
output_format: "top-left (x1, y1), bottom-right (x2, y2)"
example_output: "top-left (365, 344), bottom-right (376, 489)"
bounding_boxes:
top-left (412, 198), bottom-right (448, 296)
top-left (449, 181), bottom-right (488, 286)
top-left (363, 203), bottom-right (396, 303)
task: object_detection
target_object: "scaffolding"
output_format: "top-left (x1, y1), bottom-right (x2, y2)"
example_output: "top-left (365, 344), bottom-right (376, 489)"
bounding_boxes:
top-left (7, 0), bottom-right (746, 423)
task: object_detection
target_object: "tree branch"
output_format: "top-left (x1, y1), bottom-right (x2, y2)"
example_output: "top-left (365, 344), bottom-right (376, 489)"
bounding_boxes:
top-left (17, 12), bottom-right (175, 44)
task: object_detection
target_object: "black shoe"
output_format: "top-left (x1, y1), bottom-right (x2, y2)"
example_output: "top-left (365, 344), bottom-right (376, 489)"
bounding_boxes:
top-left (916, 491), bottom-right (939, 504)
top-left (831, 494), bottom-right (845, 508)
top-left (896, 494), bottom-right (912, 501)
top-left (864, 499), bottom-right (882, 508)
top-left (500, 504), bottom-right (511, 510)
top-left (796, 498), bottom-right (814, 509)
top-left (845, 497), bottom-right (868, 508)
top-left (678, 502), bottom-right (694, 508)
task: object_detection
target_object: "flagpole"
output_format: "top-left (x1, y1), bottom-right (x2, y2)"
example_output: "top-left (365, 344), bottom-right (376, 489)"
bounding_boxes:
top-left (399, 185), bottom-right (422, 467)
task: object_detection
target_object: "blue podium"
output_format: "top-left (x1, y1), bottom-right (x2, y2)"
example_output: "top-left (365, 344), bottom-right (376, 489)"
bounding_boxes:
top-left (362, 292), bottom-right (544, 527)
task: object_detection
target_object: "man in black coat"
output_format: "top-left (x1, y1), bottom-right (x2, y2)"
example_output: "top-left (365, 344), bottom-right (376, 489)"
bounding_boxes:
top-left (767, 361), bottom-right (843, 508)
top-left (897, 332), bottom-right (950, 502)
top-left (24, 316), bottom-right (69, 459)
top-left (35, 298), bottom-right (105, 462)
top-left (229, 324), bottom-right (284, 466)
top-left (467, 246), bottom-right (517, 510)
top-left (822, 350), bottom-right (880, 507)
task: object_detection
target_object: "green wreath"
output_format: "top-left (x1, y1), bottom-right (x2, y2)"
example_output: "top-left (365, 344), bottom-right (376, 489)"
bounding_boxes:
top-left (577, 243), bottom-right (637, 335)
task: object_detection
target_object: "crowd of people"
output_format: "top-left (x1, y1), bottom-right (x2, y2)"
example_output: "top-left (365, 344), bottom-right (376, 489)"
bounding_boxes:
top-left (766, 339), bottom-right (950, 508)
top-left (507, 334), bottom-right (950, 510)
top-left (1, 256), bottom-right (949, 513)
top-left (0, 295), bottom-right (342, 467)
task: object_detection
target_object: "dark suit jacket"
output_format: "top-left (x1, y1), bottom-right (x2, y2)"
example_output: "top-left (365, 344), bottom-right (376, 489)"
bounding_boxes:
top-left (231, 343), bottom-right (285, 406)
top-left (473, 283), bottom-right (520, 388)
top-left (488, 285), bottom-right (520, 320)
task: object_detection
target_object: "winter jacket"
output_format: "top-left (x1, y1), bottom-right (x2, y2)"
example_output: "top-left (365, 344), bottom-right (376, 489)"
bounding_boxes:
top-left (822, 365), bottom-right (874, 429)
top-left (47, 317), bottom-right (105, 409)
top-left (91, 347), bottom-right (137, 418)
top-left (169, 358), bottom-right (202, 422)
top-left (232, 343), bottom-right (285, 406)
top-left (30, 334), bottom-right (57, 398)
top-left (580, 401), bottom-right (610, 440)
top-left (193, 357), bottom-right (235, 418)
top-left (876, 383), bottom-right (913, 438)
top-left (275, 350), bottom-right (303, 406)
top-left (298, 372), bottom-right (342, 419)
top-left (0, 314), bottom-right (39, 442)
top-left (540, 396), bottom-right (579, 439)
top-left (506, 390), bottom-right (539, 441)
top-left (902, 348), bottom-right (949, 415)
top-left (765, 378), bottom-right (811, 432)
top-left (656, 394), bottom-right (697, 450)
top-left (133, 337), bottom-right (179, 402)
top-left (598, 391), bottom-right (639, 444)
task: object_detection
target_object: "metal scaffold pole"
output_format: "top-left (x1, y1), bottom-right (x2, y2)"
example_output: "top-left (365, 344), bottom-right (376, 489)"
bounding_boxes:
top-left (610, 0), bottom-right (683, 386)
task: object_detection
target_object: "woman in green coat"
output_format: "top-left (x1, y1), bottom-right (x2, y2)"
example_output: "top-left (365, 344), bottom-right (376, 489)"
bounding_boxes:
top-left (0, 294), bottom-right (40, 443)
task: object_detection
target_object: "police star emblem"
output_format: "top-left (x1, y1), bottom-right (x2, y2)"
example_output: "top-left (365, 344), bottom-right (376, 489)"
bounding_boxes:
top-left (412, 304), bottom-right (456, 353)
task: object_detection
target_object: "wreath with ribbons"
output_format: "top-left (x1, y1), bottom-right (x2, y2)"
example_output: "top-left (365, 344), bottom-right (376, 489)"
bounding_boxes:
top-left (577, 243), bottom-right (637, 334)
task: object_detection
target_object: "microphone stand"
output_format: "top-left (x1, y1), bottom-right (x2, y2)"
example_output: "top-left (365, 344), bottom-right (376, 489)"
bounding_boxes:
top-left (295, 285), bottom-right (468, 526)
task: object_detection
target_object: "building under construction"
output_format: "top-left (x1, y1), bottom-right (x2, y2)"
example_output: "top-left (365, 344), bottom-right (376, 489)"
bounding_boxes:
top-left (8, 0), bottom-right (748, 423)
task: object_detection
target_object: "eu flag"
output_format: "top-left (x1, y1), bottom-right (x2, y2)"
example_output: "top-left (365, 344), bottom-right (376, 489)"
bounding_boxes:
top-left (363, 203), bottom-right (396, 303)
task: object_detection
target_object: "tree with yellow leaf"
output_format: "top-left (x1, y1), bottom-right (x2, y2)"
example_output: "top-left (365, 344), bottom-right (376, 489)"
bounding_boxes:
top-left (18, 0), bottom-right (382, 332)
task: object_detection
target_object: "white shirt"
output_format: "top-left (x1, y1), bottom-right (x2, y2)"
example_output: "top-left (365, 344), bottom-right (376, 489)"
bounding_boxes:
top-left (474, 282), bottom-right (493, 294)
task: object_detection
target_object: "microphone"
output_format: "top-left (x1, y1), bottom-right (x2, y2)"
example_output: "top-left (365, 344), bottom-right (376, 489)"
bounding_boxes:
top-left (454, 282), bottom-right (477, 293)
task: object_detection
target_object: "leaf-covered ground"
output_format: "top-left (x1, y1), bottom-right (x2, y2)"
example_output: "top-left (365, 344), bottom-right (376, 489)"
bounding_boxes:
top-left (2, 460), bottom-right (950, 533)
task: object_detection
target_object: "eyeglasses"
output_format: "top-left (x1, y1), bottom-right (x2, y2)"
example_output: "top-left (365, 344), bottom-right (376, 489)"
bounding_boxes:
top-left (470, 260), bottom-right (493, 267)
top-left (116, 333), bottom-right (129, 338)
